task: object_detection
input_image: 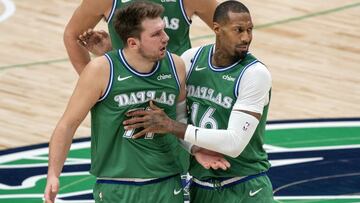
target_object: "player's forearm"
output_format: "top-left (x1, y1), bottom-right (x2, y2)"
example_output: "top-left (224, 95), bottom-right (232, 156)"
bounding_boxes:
top-left (47, 124), bottom-right (76, 178)
top-left (63, 32), bottom-right (91, 75)
top-left (168, 119), bottom-right (187, 139)
top-left (183, 111), bottom-right (259, 158)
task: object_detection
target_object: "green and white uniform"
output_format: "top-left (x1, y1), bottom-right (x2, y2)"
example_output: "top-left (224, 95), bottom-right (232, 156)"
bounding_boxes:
top-left (183, 44), bottom-right (273, 202)
top-left (90, 49), bottom-right (184, 202)
top-left (107, 0), bottom-right (191, 55)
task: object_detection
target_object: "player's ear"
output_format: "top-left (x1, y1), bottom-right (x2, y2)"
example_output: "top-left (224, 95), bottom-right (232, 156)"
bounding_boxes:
top-left (213, 22), bottom-right (221, 34)
top-left (127, 38), bottom-right (138, 48)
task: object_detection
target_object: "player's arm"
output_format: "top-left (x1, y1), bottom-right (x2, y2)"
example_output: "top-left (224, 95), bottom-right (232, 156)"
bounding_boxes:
top-left (184, 0), bottom-right (218, 28)
top-left (124, 63), bottom-right (271, 158)
top-left (122, 47), bottom-right (198, 140)
top-left (184, 63), bottom-right (271, 157)
top-left (64, 0), bottom-right (112, 75)
top-left (44, 57), bottom-right (110, 203)
top-left (168, 54), bottom-right (231, 170)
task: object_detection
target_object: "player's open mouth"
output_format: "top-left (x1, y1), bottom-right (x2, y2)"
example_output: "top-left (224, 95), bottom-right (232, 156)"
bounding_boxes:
top-left (236, 45), bottom-right (248, 51)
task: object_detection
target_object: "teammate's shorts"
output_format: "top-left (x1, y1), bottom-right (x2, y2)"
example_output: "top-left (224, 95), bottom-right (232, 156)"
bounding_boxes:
top-left (93, 174), bottom-right (184, 203)
top-left (190, 173), bottom-right (274, 203)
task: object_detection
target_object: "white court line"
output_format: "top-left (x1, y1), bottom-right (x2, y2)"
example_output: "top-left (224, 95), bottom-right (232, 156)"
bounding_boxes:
top-left (0, 0), bottom-right (15, 22)
top-left (275, 195), bottom-right (360, 200)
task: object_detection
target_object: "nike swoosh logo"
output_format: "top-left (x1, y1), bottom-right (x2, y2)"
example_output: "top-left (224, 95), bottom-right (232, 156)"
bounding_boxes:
top-left (195, 66), bottom-right (207, 71)
top-left (195, 129), bottom-right (199, 141)
top-left (117, 75), bottom-right (132, 81)
top-left (173, 188), bottom-right (182, 195)
top-left (121, 0), bottom-right (132, 3)
top-left (249, 188), bottom-right (263, 196)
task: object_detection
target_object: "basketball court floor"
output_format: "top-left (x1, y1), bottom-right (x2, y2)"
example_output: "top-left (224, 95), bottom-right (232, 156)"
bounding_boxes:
top-left (0, 0), bottom-right (359, 202)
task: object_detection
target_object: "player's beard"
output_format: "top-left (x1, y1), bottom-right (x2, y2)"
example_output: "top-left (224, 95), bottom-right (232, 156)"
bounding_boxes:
top-left (238, 50), bottom-right (248, 60)
top-left (234, 44), bottom-right (250, 60)
top-left (139, 45), bottom-right (164, 62)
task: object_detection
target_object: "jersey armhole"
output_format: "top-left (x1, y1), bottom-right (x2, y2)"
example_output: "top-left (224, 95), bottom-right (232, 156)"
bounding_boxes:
top-left (185, 46), bottom-right (204, 82)
top-left (234, 60), bottom-right (259, 98)
top-left (167, 52), bottom-right (181, 91)
top-left (179, 0), bottom-right (191, 25)
top-left (106, 0), bottom-right (118, 23)
top-left (99, 54), bottom-right (114, 102)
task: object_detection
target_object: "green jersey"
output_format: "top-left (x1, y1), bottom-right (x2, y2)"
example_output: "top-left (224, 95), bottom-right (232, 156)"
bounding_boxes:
top-left (107, 0), bottom-right (191, 55)
top-left (90, 49), bottom-right (183, 178)
top-left (186, 45), bottom-right (271, 180)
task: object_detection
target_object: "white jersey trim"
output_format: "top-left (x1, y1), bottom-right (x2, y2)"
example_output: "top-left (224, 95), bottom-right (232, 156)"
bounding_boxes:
top-left (99, 54), bottom-right (114, 102)
top-left (118, 49), bottom-right (160, 77)
top-left (106, 0), bottom-right (117, 23)
top-left (179, 0), bottom-right (191, 25)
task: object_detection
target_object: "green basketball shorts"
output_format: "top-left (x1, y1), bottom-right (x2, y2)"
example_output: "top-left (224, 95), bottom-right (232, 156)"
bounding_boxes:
top-left (190, 173), bottom-right (274, 203)
top-left (93, 174), bottom-right (184, 203)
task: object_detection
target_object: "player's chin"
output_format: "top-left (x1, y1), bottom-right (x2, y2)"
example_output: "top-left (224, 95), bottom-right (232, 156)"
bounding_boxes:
top-left (235, 50), bottom-right (248, 59)
top-left (158, 50), bottom-right (167, 58)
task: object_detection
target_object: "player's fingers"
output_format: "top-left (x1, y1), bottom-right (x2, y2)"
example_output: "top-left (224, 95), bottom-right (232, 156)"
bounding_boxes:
top-left (126, 110), bottom-right (149, 117)
top-left (203, 163), bottom-right (210, 169)
top-left (82, 30), bottom-right (88, 39)
top-left (44, 185), bottom-right (56, 203)
top-left (132, 129), bottom-right (148, 139)
top-left (217, 162), bottom-right (228, 170)
top-left (221, 159), bottom-right (231, 168)
top-left (77, 39), bottom-right (86, 47)
top-left (149, 100), bottom-right (162, 111)
top-left (99, 30), bottom-right (109, 38)
top-left (124, 122), bottom-right (145, 130)
top-left (78, 32), bottom-right (85, 40)
top-left (86, 28), bottom-right (93, 35)
top-left (209, 162), bottom-right (220, 170)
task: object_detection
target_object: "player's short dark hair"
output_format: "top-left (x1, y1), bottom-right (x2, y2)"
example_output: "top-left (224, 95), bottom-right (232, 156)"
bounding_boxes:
top-left (113, 1), bottom-right (164, 46)
top-left (213, 1), bottom-right (250, 24)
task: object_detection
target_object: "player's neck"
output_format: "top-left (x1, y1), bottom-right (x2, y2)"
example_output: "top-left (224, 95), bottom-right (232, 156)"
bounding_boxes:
top-left (123, 48), bottom-right (157, 73)
top-left (212, 50), bottom-right (240, 67)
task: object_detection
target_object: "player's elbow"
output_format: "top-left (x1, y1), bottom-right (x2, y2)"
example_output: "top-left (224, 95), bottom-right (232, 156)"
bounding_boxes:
top-left (221, 131), bottom-right (247, 158)
top-left (63, 25), bottom-right (78, 45)
top-left (223, 144), bottom-right (244, 158)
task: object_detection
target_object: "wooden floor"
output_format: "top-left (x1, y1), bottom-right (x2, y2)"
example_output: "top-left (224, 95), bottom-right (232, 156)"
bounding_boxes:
top-left (0, 0), bottom-right (359, 150)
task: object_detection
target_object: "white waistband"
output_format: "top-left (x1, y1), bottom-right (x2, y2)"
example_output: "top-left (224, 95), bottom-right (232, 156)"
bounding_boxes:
top-left (192, 176), bottom-right (246, 188)
top-left (97, 177), bottom-right (157, 182)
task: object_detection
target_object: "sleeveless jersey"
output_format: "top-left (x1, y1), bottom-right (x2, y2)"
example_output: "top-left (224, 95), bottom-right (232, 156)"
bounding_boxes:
top-left (90, 49), bottom-right (183, 178)
top-left (186, 44), bottom-right (271, 180)
top-left (107, 0), bottom-right (191, 55)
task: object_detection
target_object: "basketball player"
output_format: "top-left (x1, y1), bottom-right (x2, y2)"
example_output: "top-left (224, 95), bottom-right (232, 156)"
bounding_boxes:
top-left (44, 2), bottom-right (228, 203)
top-left (64, 0), bottom-right (218, 74)
top-left (123, 1), bottom-right (274, 202)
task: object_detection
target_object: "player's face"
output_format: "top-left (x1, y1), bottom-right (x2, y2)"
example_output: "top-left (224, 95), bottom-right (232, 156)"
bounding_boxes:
top-left (216, 12), bottom-right (253, 60)
top-left (138, 17), bottom-right (169, 61)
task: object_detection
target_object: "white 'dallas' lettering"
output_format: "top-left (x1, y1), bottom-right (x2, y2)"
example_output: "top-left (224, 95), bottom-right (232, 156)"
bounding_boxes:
top-left (114, 91), bottom-right (176, 107)
top-left (222, 74), bottom-right (236, 82)
top-left (187, 85), bottom-right (233, 109)
top-left (163, 16), bottom-right (179, 30)
top-left (157, 73), bottom-right (172, 81)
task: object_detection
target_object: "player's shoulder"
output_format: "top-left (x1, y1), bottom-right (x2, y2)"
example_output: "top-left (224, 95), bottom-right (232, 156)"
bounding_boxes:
top-left (87, 55), bottom-right (109, 70)
top-left (169, 53), bottom-right (185, 71)
top-left (181, 46), bottom-right (202, 59)
top-left (247, 57), bottom-right (271, 76)
top-left (243, 57), bottom-right (272, 84)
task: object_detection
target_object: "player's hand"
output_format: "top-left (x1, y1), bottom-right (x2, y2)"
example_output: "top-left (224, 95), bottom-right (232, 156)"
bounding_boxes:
top-left (193, 146), bottom-right (231, 170)
top-left (44, 176), bottom-right (59, 203)
top-left (78, 28), bottom-right (112, 56)
top-left (123, 101), bottom-right (172, 138)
